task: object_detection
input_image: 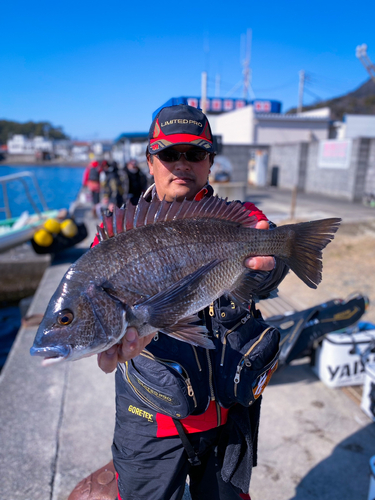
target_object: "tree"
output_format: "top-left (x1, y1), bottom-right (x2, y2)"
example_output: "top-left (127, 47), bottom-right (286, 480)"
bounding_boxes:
top-left (0, 120), bottom-right (70, 145)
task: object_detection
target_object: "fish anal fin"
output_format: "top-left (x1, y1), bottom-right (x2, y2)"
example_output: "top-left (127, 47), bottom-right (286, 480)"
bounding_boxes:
top-left (161, 317), bottom-right (214, 349)
top-left (230, 270), bottom-right (269, 305)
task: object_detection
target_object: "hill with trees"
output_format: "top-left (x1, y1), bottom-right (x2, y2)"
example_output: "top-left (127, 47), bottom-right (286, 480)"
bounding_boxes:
top-left (0, 120), bottom-right (69, 145)
top-left (287, 78), bottom-right (375, 120)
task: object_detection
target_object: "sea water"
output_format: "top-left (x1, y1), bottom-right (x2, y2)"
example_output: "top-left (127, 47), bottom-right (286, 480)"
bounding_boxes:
top-left (0, 306), bottom-right (22, 370)
top-left (0, 164), bottom-right (85, 370)
top-left (0, 164), bottom-right (85, 220)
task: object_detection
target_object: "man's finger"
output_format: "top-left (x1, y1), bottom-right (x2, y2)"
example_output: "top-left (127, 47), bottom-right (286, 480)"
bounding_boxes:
top-left (245, 256), bottom-right (276, 271)
top-left (97, 347), bottom-right (119, 374)
top-left (255, 220), bottom-right (269, 230)
top-left (124, 327), bottom-right (137, 343)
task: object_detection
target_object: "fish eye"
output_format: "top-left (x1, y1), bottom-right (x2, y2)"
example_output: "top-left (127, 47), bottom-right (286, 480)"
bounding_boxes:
top-left (57, 310), bottom-right (74, 326)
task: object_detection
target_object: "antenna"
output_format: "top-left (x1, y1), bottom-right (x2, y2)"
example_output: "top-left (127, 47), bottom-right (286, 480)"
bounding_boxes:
top-left (356, 44), bottom-right (375, 83)
top-left (215, 74), bottom-right (221, 97)
top-left (241, 29), bottom-right (255, 100)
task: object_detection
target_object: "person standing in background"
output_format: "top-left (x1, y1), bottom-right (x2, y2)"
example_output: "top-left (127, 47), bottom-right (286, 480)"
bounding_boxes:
top-left (101, 161), bottom-right (125, 210)
top-left (82, 160), bottom-right (101, 217)
top-left (124, 159), bottom-right (148, 205)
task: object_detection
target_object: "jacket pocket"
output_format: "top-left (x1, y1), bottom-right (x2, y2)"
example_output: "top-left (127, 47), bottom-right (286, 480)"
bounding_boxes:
top-left (119, 351), bottom-right (198, 419)
top-left (214, 317), bottom-right (280, 408)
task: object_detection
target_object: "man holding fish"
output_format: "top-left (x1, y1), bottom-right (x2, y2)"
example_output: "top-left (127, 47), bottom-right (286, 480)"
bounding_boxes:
top-left (97, 104), bottom-right (279, 500)
top-left (32, 104), bottom-right (340, 500)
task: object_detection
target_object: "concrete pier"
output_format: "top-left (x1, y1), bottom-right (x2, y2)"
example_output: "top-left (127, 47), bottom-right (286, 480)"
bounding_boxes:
top-left (0, 211), bottom-right (115, 500)
top-left (0, 191), bottom-right (374, 500)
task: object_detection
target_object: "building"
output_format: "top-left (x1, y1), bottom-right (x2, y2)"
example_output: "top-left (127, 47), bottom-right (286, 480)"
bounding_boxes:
top-left (208, 105), bottom-right (330, 145)
top-left (331, 114), bottom-right (375, 140)
top-left (112, 132), bottom-right (149, 168)
top-left (7, 135), bottom-right (53, 155)
top-left (112, 97), bottom-right (375, 201)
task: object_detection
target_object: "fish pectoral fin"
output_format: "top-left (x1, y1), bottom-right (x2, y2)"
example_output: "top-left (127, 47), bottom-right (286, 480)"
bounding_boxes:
top-left (101, 281), bottom-right (149, 304)
top-left (101, 281), bottom-right (118, 299)
top-left (134, 259), bottom-right (224, 326)
top-left (230, 270), bottom-right (269, 305)
top-left (161, 316), bottom-right (215, 349)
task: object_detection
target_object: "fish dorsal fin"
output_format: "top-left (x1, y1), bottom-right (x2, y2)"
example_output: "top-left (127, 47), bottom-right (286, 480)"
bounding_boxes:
top-left (99, 196), bottom-right (258, 241)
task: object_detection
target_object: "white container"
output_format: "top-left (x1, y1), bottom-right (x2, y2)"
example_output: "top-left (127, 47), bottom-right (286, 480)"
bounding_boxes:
top-left (361, 363), bottom-right (375, 422)
top-left (311, 330), bottom-right (375, 388)
top-left (368, 455), bottom-right (375, 500)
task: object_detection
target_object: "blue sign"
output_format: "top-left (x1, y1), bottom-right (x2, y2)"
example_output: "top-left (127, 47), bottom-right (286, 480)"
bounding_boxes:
top-left (153, 97), bottom-right (281, 119)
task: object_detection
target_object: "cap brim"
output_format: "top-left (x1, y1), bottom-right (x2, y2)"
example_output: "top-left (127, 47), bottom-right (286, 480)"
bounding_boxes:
top-left (149, 133), bottom-right (214, 154)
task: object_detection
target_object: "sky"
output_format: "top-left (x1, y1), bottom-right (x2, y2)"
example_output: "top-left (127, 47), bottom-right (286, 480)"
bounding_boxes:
top-left (1, 0), bottom-right (374, 140)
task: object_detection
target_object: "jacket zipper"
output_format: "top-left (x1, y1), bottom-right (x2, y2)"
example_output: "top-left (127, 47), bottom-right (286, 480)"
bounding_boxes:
top-left (205, 349), bottom-right (215, 402)
top-left (216, 401), bottom-right (221, 426)
top-left (141, 351), bottom-right (197, 408)
top-left (234, 326), bottom-right (273, 396)
top-left (191, 346), bottom-right (202, 371)
top-left (220, 313), bottom-right (252, 366)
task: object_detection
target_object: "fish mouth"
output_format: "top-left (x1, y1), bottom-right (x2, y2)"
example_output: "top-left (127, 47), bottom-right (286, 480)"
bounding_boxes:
top-left (30, 345), bottom-right (72, 366)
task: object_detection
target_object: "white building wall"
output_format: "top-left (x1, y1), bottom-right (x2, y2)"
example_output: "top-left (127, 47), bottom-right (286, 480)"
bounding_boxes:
top-left (33, 136), bottom-right (53, 152)
top-left (208, 106), bottom-right (254, 144)
top-left (255, 120), bottom-right (329, 144)
top-left (208, 107), bottom-right (329, 146)
top-left (7, 134), bottom-right (54, 154)
top-left (344, 115), bottom-right (375, 139)
top-left (7, 135), bottom-right (34, 154)
top-left (298, 107), bottom-right (331, 118)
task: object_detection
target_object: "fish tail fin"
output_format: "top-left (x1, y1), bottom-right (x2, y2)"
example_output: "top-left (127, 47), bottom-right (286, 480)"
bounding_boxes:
top-left (282, 218), bottom-right (341, 289)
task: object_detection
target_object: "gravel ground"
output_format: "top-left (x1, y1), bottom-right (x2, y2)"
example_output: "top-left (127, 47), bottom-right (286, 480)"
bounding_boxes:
top-left (276, 220), bottom-right (375, 325)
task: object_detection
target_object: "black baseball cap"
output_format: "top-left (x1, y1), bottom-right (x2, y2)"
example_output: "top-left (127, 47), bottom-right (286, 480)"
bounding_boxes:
top-left (148, 104), bottom-right (215, 154)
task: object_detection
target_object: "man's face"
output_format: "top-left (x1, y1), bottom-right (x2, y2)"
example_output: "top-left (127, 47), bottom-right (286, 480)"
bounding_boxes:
top-left (127, 161), bottom-right (139, 173)
top-left (147, 145), bottom-right (211, 202)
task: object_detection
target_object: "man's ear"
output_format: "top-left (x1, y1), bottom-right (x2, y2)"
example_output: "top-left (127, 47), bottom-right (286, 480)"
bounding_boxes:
top-left (147, 155), bottom-right (154, 176)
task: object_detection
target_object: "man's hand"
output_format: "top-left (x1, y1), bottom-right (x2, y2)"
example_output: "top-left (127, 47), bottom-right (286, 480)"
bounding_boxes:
top-left (244, 220), bottom-right (275, 271)
top-left (97, 328), bottom-right (155, 374)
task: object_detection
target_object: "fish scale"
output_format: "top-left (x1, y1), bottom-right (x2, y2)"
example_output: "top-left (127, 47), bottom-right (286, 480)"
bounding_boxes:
top-left (30, 196), bottom-right (341, 363)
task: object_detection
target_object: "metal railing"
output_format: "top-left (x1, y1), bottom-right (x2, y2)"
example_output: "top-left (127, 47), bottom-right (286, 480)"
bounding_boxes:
top-left (0, 171), bottom-right (49, 219)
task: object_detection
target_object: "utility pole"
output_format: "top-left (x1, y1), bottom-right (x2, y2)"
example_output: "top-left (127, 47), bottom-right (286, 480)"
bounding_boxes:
top-left (356, 44), bottom-right (375, 83)
top-left (201, 71), bottom-right (208, 114)
top-left (298, 70), bottom-right (305, 113)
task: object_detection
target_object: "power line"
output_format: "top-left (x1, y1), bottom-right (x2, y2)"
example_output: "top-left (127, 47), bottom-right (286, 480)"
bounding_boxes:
top-left (303, 87), bottom-right (324, 103)
top-left (253, 77), bottom-right (297, 92)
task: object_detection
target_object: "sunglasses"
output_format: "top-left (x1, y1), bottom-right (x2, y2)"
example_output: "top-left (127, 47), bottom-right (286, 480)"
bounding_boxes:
top-left (155, 149), bottom-right (209, 163)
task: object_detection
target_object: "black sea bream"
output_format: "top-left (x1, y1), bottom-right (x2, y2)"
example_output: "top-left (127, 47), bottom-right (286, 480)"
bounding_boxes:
top-left (30, 196), bottom-right (340, 363)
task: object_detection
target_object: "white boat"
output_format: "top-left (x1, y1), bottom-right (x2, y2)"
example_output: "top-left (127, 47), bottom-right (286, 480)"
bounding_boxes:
top-left (0, 172), bottom-right (59, 253)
